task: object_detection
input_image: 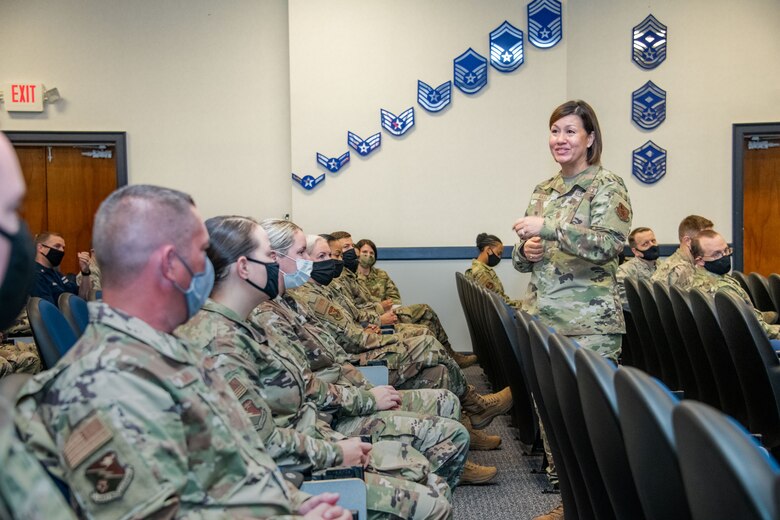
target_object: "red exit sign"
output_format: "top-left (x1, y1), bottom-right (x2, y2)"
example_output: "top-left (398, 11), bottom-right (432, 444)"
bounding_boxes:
top-left (3, 83), bottom-right (44, 112)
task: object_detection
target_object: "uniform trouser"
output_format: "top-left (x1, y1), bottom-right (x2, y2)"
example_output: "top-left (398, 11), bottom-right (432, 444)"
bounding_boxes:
top-left (396, 303), bottom-right (453, 351)
top-left (334, 411), bottom-right (469, 490)
top-left (366, 471), bottom-right (452, 520)
top-left (568, 334), bottom-right (622, 362)
top-left (398, 389), bottom-right (460, 420)
top-left (356, 335), bottom-right (468, 399)
top-left (0, 342), bottom-right (41, 377)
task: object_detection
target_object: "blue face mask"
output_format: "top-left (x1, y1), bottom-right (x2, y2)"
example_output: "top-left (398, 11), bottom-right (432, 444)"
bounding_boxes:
top-left (278, 252), bottom-right (313, 290)
top-left (172, 252), bottom-right (215, 320)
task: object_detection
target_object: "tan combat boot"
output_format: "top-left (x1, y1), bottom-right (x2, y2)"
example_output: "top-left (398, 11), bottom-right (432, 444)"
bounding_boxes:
top-left (459, 459), bottom-right (498, 485)
top-left (533, 504), bottom-right (564, 520)
top-left (462, 413), bottom-right (502, 450)
top-left (451, 350), bottom-right (478, 369)
top-left (461, 385), bottom-right (513, 429)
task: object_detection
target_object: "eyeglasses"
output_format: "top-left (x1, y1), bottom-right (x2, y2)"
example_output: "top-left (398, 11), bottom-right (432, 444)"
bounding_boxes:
top-left (701, 247), bottom-right (733, 261)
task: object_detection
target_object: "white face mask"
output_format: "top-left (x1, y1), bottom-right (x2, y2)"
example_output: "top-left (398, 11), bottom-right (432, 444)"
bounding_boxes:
top-left (278, 252), bottom-right (313, 289)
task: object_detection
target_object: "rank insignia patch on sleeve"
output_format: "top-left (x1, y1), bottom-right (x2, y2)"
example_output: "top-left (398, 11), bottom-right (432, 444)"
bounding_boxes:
top-left (86, 451), bottom-right (134, 503)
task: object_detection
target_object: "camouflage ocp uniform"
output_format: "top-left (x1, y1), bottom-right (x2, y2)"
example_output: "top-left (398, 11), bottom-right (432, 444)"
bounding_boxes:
top-left (0, 309), bottom-right (42, 377)
top-left (513, 165), bottom-right (632, 360)
top-left (616, 256), bottom-right (659, 306)
top-left (250, 295), bottom-right (461, 419)
top-left (289, 282), bottom-right (468, 398)
top-left (686, 268), bottom-right (780, 339)
top-left (15, 302), bottom-right (309, 519)
top-left (176, 300), bottom-right (455, 519)
top-left (651, 247), bottom-right (695, 288)
top-left (359, 267), bottom-right (402, 304)
top-left (465, 259), bottom-right (523, 308)
top-left (0, 395), bottom-right (77, 520)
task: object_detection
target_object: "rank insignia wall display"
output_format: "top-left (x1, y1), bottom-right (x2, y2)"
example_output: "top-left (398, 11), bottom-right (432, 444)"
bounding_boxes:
top-left (380, 107), bottom-right (415, 136)
top-left (632, 15), bottom-right (667, 70)
top-left (292, 173), bottom-right (326, 190)
top-left (632, 140), bottom-right (667, 184)
top-left (453, 48), bottom-right (488, 95)
top-left (490, 21), bottom-right (524, 72)
top-left (527, 0), bottom-right (562, 49)
top-left (631, 81), bottom-right (667, 130)
top-left (347, 131), bottom-right (381, 157)
top-left (316, 151), bottom-right (350, 173)
top-left (417, 80), bottom-right (452, 113)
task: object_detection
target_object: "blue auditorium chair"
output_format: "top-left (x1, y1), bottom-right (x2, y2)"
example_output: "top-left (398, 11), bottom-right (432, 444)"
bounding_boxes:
top-left (58, 293), bottom-right (89, 337)
top-left (26, 297), bottom-right (77, 369)
top-left (673, 400), bottom-right (780, 520)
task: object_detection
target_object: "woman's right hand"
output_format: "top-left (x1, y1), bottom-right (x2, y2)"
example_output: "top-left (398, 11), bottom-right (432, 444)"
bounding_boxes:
top-left (300, 493), bottom-right (352, 520)
top-left (370, 385), bottom-right (402, 410)
top-left (523, 237), bottom-right (544, 262)
top-left (336, 437), bottom-right (372, 467)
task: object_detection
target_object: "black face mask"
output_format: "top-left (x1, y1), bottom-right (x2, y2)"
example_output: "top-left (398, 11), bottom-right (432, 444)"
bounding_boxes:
top-left (638, 245), bottom-right (660, 261)
top-left (43, 244), bottom-right (65, 267)
top-left (333, 260), bottom-right (344, 278)
top-left (486, 250), bottom-right (501, 267)
top-left (246, 258), bottom-right (280, 299)
top-left (311, 259), bottom-right (336, 286)
top-left (342, 248), bottom-right (358, 273)
top-left (703, 255), bottom-right (732, 276)
top-left (0, 222), bottom-right (36, 330)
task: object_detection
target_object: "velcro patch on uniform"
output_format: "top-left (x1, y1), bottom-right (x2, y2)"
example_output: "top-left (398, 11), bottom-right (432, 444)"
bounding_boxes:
top-left (85, 451), bottom-right (134, 503)
top-left (64, 414), bottom-right (114, 469)
top-left (616, 202), bottom-right (630, 222)
top-left (313, 298), bottom-right (329, 316)
top-left (229, 378), bottom-right (248, 399)
top-left (169, 367), bottom-right (198, 388)
top-left (327, 306), bottom-right (342, 320)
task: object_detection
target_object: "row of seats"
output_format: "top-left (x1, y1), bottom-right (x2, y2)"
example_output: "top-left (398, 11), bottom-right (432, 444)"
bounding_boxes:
top-left (624, 278), bottom-right (780, 457)
top-left (25, 294), bottom-right (88, 369)
top-left (456, 272), bottom-right (780, 519)
top-left (732, 270), bottom-right (780, 314)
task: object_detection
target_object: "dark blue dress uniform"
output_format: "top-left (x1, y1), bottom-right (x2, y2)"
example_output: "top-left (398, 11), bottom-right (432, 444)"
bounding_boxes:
top-left (31, 262), bottom-right (78, 305)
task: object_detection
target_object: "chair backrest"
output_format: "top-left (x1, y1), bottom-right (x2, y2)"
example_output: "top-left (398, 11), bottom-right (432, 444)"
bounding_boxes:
top-left (473, 284), bottom-right (507, 389)
top-left (688, 288), bottom-right (750, 426)
top-left (620, 308), bottom-right (645, 371)
top-left (653, 281), bottom-right (698, 399)
top-left (614, 367), bottom-right (692, 520)
top-left (673, 401), bottom-right (780, 520)
top-left (455, 272), bottom-right (484, 362)
top-left (26, 297), bottom-right (78, 369)
top-left (668, 286), bottom-right (721, 408)
top-left (715, 290), bottom-right (780, 453)
top-left (637, 279), bottom-right (679, 389)
top-left (549, 335), bottom-right (616, 520)
top-left (575, 347), bottom-right (646, 520)
top-left (747, 272), bottom-right (777, 313)
top-left (623, 278), bottom-right (663, 379)
top-left (731, 270), bottom-right (752, 299)
top-left (57, 293), bottom-right (89, 337)
top-left (768, 274), bottom-right (780, 312)
top-left (528, 322), bottom-right (582, 519)
top-left (487, 292), bottom-right (538, 450)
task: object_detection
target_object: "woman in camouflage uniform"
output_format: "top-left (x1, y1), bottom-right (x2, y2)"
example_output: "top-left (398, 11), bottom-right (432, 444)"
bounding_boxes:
top-left (464, 233), bottom-right (522, 308)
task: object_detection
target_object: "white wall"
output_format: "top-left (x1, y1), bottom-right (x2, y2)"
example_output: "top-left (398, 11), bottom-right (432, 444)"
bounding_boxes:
top-left (2, 0), bottom-right (779, 352)
top-left (0, 0), bottom-right (292, 221)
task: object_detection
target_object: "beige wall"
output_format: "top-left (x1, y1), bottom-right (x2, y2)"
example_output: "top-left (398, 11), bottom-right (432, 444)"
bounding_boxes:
top-left (0, 0), bottom-right (292, 221)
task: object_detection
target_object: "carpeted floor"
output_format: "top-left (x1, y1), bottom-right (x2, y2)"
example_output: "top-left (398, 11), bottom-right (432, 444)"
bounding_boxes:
top-left (452, 366), bottom-right (561, 520)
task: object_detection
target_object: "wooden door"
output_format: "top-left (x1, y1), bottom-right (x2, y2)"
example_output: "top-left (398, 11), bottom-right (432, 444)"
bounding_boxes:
top-left (743, 141), bottom-right (780, 275)
top-left (15, 145), bottom-right (118, 275)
